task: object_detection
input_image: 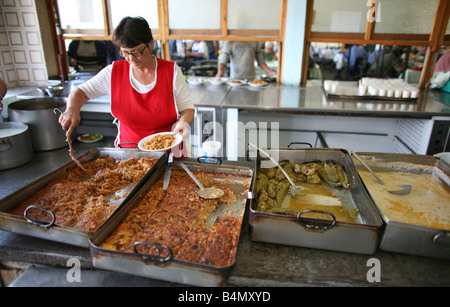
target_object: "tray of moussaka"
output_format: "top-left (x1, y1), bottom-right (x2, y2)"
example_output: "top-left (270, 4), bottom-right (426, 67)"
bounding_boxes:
top-left (90, 158), bottom-right (253, 287)
top-left (0, 148), bottom-right (165, 248)
top-left (249, 148), bottom-right (383, 255)
top-left (352, 152), bottom-right (450, 260)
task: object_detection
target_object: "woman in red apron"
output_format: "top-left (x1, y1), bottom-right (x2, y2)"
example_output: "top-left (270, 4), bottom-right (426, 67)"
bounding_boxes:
top-left (58, 17), bottom-right (194, 157)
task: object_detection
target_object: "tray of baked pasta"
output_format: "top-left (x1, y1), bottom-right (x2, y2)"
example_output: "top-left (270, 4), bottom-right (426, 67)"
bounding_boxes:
top-left (89, 158), bottom-right (253, 287)
top-left (0, 148), bottom-right (165, 248)
top-left (352, 152), bottom-right (450, 260)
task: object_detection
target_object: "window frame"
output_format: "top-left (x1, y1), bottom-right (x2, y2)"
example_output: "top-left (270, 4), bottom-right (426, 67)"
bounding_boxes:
top-left (302, 0), bottom-right (450, 89)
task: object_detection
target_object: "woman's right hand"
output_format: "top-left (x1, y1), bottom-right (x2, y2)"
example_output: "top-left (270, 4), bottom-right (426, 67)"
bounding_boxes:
top-left (59, 87), bottom-right (88, 137)
top-left (58, 110), bottom-right (81, 137)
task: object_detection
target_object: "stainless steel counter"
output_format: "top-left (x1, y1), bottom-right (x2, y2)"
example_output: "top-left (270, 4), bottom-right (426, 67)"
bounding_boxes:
top-left (221, 82), bottom-right (450, 118)
top-left (187, 81), bottom-right (230, 107)
top-left (9, 79), bottom-right (450, 118)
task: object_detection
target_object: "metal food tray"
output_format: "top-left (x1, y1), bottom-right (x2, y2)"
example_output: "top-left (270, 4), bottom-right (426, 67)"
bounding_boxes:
top-left (90, 158), bottom-right (253, 287)
top-left (0, 148), bottom-right (165, 248)
top-left (353, 152), bottom-right (450, 260)
top-left (249, 148), bottom-right (383, 255)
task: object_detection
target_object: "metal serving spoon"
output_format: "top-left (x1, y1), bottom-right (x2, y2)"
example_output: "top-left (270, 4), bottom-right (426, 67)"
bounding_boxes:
top-left (349, 150), bottom-right (411, 195)
top-left (178, 161), bottom-right (224, 199)
top-left (249, 143), bottom-right (309, 199)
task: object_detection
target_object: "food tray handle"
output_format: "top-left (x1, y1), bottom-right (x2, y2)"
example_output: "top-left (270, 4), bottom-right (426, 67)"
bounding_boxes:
top-left (117, 142), bottom-right (138, 148)
top-left (24, 205), bottom-right (56, 228)
top-left (432, 232), bottom-right (450, 251)
top-left (133, 241), bottom-right (173, 264)
top-left (297, 210), bottom-right (336, 232)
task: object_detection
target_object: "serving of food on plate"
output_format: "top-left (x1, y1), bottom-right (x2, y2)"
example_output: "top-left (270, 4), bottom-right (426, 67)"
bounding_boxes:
top-left (138, 132), bottom-right (183, 152)
top-left (248, 79), bottom-right (267, 87)
top-left (77, 133), bottom-right (103, 143)
top-left (227, 79), bottom-right (246, 86)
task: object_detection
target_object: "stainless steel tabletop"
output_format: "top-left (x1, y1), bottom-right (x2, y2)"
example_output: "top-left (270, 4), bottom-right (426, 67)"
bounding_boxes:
top-left (9, 79), bottom-right (450, 119)
top-left (187, 81), bottom-right (230, 107)
top-left (221, 81), bottom-right (450, 118)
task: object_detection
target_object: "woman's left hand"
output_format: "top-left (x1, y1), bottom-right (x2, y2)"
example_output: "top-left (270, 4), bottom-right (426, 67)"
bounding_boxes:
top-left (172, 121), bottom-right (190, 139)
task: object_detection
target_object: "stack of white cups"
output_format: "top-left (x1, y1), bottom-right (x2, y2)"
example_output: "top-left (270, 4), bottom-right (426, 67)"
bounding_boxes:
top-left (359, 78), bottom-right (418, 98)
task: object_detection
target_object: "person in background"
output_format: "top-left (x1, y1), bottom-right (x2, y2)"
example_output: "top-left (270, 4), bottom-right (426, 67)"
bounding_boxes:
top-left (187, 40), bottom-right (209, 62)
top-left (205, 41), bottom-right (218, 59)
top-left (0, 77), bottom-right (7, 109)
top-left (367, 48), bottom-right (382, 68)
top-left (58, 16), bottom-right (194, 156)
top-left (369, 46), bottom-right (403, 78)
top-left (434, 51), bottom-right (450, 72)
top-left (67, 40), bottom-right (108, 71)
top-left (216, 41), bottom-right (277, 80)
top-left (344, 44), bottom-right (368, 78)
top-left (333, 43), bottom-right (347, 79)
top-left (105, 41), bottom-right (124, 64)
top-left (263, 41), bottom-right (277, 62)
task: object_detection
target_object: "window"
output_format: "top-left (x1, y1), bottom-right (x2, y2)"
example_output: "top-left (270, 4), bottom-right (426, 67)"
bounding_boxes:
top-left (303, 0), bottom-right (450, 89)
top-left (53, 0), bottom-right (286, 80)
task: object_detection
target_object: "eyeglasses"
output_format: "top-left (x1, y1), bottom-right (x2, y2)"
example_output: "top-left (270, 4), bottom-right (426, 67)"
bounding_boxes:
top-left (119, 44), bottom-right (148, 58)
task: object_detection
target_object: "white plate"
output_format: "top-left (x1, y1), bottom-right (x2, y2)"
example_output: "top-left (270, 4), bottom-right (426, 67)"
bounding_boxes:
top-left (187, 78), bottom-right (205, 86)
top-left (248, 80), bottom-right (267, 87)
top-left (208, 77), bottom-right (228, 85)
top-left (77, 133), bottom-right (103, 143)
top-left (138, 132), bottom-right (183, 152)
top-left (227, 80), bottom-right (246, 87)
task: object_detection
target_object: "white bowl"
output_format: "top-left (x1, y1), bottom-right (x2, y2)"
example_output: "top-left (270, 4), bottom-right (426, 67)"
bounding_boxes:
top-left (187, 78), bottom-right (204, 86)
top-left (209, 77), bottom-right (228, 85)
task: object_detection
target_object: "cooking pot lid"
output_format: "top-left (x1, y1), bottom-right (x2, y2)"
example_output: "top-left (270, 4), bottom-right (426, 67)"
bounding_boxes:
top-left (0, 122), bottom-right (29, 137)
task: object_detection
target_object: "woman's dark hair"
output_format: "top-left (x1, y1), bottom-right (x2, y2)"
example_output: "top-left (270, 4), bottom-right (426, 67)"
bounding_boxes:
top-left (112, 16), bottom-right (153, 48)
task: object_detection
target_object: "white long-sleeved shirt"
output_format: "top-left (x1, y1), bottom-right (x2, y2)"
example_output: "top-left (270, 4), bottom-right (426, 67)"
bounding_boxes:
top-left (78, 59), bottom-right (194, 113)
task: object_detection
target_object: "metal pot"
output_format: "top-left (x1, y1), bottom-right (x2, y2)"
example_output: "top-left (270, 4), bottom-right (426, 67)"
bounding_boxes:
top-left (0, 122), bottom-right (34, 170)
top-left (8, 98), bottom-right (71, 151)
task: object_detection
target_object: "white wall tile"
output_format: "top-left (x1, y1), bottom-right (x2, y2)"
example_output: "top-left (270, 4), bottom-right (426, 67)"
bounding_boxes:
top-left (29, 49), bottom-right (42, 63)
top-left (0, 1), bottom-right (47, 86)
top-left (2, 50), bottom-right (13, 65)
top-left (13, 49), bottom-right (27, 64)
top-left (16, 67), bottom-right (30, 81)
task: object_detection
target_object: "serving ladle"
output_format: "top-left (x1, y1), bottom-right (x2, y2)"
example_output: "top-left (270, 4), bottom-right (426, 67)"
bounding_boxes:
top-left (349, 150), bottom-right (411, 195)
top-left (249, 143), bottom-right (309, 199)
top-left (178, 161), bottom-right (224, 199)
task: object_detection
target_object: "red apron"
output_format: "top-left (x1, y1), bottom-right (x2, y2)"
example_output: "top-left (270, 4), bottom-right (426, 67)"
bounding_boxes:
top-left (111, 58), bottom-right (186, 155)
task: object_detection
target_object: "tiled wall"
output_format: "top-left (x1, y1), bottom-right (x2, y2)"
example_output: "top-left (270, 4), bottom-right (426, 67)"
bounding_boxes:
top-left (0, 0), bottom-right (48, 87)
